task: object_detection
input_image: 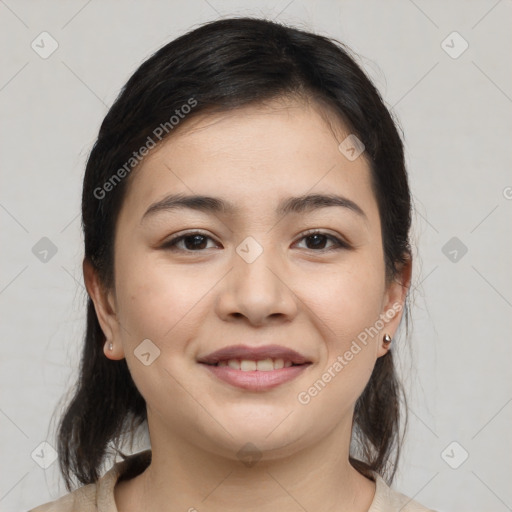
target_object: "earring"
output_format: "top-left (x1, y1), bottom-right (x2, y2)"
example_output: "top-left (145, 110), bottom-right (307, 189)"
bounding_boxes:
top-left (105, 340), bottom-right (113, 352)
top-left (383, 333), bottom-right (392, 346)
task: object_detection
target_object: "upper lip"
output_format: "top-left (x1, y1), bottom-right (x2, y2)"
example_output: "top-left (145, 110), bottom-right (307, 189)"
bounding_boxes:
top-left (197, 344), bottom-right (311, 365)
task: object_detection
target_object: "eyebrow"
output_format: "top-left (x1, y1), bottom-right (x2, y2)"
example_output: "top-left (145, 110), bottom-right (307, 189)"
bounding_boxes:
top-left (142, 192), bottom-right (367, 222)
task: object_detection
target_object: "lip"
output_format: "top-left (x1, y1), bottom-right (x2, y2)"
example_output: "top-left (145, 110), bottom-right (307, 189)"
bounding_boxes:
top-left (201, 364), bottom-right (310, 391)
top-left (197, 344), bottom-right (312, 391)
top-left (197, 344), bottom-right (311, 365)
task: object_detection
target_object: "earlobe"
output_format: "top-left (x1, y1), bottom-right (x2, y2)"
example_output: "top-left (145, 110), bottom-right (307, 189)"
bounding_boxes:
top-left (377, 332), bottom-right (393, 357)
top-left (83, 258), bottom-right (125, 360)
top-left (102, 339), bottom-right (124, 360)
top-left (378, 254), bottom-right (412, 358)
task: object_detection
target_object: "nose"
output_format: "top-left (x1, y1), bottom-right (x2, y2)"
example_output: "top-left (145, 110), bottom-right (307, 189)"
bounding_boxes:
top-left (214, 241), bottom-right (298, 326)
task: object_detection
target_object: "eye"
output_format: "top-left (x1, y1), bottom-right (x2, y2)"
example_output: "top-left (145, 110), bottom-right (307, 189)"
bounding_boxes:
top-left (294, 229), bottom-right (349, 251)
top-left (161, 231), bottom-right (220, 252)
top-left (161, 229), bottom-right (349, 253)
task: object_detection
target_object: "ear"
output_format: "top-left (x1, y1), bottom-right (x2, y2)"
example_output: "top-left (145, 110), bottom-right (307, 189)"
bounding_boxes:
top-left (377, 253), bottom-right (412, 358)
top-left (83, 258), bottom-right (125, 360)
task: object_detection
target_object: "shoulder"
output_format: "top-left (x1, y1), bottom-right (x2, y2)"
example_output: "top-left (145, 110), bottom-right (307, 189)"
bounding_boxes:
top-left (28, 450), bottom-right (152, 512)
top-left (27, 483), bottom-right (98, 512)
top-left (369, 473), bottom-right (437, 512)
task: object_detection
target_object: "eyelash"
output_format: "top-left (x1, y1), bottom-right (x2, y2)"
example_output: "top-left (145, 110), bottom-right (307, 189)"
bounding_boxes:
top-left (161, 229), bottom-right (350, 253)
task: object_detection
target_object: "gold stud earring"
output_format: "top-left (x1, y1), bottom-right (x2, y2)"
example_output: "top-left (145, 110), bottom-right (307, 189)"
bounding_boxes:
top-left (383, 333), bottom-right (392, 346)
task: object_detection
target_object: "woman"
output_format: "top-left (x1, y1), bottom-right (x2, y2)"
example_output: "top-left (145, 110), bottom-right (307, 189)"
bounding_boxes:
top-left (30, 17), bottom-right (436, 512)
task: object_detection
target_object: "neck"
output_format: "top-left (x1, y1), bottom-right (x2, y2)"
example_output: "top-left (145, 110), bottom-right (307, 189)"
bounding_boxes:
top-left (115, 417), bottom-right (376, 512)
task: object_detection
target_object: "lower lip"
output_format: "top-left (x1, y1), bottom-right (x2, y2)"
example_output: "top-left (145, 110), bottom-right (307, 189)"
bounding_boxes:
top-left (200, 363), bottom-right (310, 391)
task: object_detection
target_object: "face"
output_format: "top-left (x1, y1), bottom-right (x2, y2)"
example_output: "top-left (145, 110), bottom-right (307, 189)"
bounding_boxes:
top-left (88, 98), bottom-right (409, 461)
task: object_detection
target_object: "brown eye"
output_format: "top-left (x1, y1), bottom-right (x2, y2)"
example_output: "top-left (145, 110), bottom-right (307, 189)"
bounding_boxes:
top-left (295, 230), bottom-right (349, 251)
top-left (304, 233), bottom-right (330, 250)
top-left (162, 232), bottom-right (219, 252)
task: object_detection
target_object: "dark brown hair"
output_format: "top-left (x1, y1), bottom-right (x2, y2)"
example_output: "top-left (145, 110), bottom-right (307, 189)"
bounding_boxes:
top-left (57, 16), bottom-right (412, 491)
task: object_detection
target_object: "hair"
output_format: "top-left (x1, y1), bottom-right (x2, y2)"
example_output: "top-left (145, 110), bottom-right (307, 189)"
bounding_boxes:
top-left (56, 16), bottom-right (412, 491)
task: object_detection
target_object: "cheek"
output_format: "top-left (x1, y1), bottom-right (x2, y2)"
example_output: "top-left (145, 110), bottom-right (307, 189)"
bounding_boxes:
top-left (298, 251), bottom-right (385, 398)
top-left (304, 253), bottom-right (385, 342)
top-left (112, 254), bottom-right (211, 404)
top-left (114, 251), bottom-right (219, 347)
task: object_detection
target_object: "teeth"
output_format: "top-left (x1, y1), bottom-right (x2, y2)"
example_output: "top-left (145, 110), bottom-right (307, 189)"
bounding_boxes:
top-left (256, 359), bottom-right (274, 371)
top-left (218, 358), bottom-right (297, 371)
top-left (228, 359), bottom-right (240, 370)
top-left (240, 360), bottom-right (257, 371)
top-left (273, 358), bottom-right (284, 369)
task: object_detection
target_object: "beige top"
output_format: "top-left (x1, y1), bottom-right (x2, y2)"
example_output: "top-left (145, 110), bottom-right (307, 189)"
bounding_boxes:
top-left (29, 450), bottom-right (436, 512)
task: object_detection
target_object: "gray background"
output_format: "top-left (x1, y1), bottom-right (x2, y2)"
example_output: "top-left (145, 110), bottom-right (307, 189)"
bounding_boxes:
top-left (1, 1), bottom-right (511, 511)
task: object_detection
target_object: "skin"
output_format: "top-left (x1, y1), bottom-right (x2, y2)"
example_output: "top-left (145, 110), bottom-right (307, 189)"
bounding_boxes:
top-left (85, 97), bottom-right (411, 512)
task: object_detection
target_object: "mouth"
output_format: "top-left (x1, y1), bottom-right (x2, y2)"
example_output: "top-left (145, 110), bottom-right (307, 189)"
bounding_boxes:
top-left (197, 345), bottom-right (312, 391)
top-left (197, 344), bottom-right (311, 366)
top-left (203, 358), bottom-right (304, 370)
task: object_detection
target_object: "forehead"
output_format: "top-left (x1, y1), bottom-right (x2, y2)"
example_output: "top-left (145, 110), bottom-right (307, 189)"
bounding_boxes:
top-left (119, 99), bottom-right (378, 225)
top-left (162, 99), bottom-right (350, 167)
